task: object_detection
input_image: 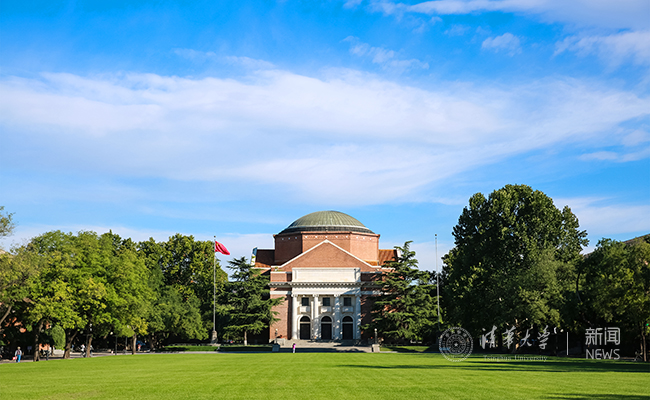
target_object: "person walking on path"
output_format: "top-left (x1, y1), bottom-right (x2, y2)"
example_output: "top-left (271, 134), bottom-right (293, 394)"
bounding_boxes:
top-left (14, 347), bottom-right (22, 363)
top-left (292, 343), bottom-right (296, 353)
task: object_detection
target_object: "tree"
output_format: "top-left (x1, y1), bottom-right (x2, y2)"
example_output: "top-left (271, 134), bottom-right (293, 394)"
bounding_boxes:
top-left (0, 206), bottom-right (15, 240)
top-left (0, 247), bottom-right (41, 330)
top-left (580, 236), bottom-right (650, 361)
top-left (363, 242), bottom-right (439, 343)
top-left (220, 257), bottom-right (282, 345)
top-left (442, 184), bottom-right (588, 345)
top-left (137, 235), bottom-right (224, 346)
top-left (23, 230), bottom-right (153, 359)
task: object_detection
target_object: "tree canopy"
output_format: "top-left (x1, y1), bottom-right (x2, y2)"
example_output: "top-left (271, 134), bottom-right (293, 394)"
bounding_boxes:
top-left (442, 184), bottom-right (588, 339)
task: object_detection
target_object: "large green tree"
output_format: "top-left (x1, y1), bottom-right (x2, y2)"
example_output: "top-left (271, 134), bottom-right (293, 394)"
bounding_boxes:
top-left (137, 235), bottom-right (225, 346)
top-left (442, 184), bottom-right (588, 344)
top-left (219, 257), bottom-right (282, 345)
top-left (579, 236), bottom-right (650, 361)
top-left (24, 230), bottom-right (152, 359)
top-left (363, 242), bottom-right (439, 343)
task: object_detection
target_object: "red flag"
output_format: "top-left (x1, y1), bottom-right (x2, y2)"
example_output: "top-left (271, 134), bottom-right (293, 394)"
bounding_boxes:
top-left (214, 240), bottom-right (230, 255)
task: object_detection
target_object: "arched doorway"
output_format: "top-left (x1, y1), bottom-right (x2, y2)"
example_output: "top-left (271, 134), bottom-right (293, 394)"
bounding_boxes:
top-left (321, 316), bottom-right (332, 340)
top-left (342, 316), bottom-right (354, 340)
top-left (299, 316), bottom-right (311, 340)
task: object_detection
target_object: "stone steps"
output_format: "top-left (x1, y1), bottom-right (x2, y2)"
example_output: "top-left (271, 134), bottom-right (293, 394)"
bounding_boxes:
top-left (278, 340), bottom-right (372, 353)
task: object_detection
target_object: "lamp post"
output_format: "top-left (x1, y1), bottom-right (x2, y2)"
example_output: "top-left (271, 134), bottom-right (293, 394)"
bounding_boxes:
top-left (374, 328), bottom-right (378, 345)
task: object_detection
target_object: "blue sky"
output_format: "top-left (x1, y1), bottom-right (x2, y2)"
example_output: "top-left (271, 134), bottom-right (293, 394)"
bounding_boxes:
top-left (1, 0), bottom-right (649, 270)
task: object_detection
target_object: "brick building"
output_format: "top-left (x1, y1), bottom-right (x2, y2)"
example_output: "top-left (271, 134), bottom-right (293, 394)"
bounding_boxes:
top-left (254, 211), bottom-right (396, 342)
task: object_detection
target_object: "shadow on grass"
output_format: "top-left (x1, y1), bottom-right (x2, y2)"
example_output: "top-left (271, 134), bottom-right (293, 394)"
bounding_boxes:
top-left (338, 358), bottom-right (650, 374)
top-left (381, 346), bottom-right (437, 353)
top-left (546, 395), bottom-right (649, 400)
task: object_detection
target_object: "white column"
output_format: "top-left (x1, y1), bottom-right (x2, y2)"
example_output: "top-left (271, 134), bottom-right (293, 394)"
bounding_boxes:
top-left (311, 294), bottom-right (319, 340)
top-left (334, 295), bottom-right (341, 340)
top-left (291, 294), bottom-right (298, 340)
top-left (354, 294), bottom-right (361, 340)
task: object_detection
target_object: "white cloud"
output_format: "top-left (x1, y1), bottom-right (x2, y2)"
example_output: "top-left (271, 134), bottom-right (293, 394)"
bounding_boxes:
top-left (344, 37), bottom-right (430, 71)
top-left (1, 69), bottom-right (648, 205)
top-left (555, 197), bottom-right (650, 238)
top-left (378, 0), bottom-right (650, 30)
top-left (579, 147), bottom-right (650, 162)
top-left (482, 33), bottom-right (522, 55)
top-left (555, 30), bottom-right (650, 67)
top-left (444, 24), bottom-right (470, 36)
top-left (174, 49), bottom-right (276, 69)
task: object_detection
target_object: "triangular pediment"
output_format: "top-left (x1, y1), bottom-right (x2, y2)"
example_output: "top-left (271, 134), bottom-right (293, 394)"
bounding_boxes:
top-left (281, 240), bottom-right (372, 270)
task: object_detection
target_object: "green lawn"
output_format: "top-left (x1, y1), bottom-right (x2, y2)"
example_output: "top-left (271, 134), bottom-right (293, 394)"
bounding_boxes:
top-left (1, 353), bottom-right (648, 399)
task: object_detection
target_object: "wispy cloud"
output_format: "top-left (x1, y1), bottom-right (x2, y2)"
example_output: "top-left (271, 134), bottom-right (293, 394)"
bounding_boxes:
top-left (555, 197), bottom-right (650, 238)
top-left (344, 37), bottom-right (429, 72)
top-left (555, 30), bottom-right (650, 68)
top-left (174, 49), bottom-right (276, 69)
top-left (482, 33), bottom-right (522, 55)
top-left (375, 0), bottom-right (650, 30)
top-left (1, 69), bottom-right (648, 205)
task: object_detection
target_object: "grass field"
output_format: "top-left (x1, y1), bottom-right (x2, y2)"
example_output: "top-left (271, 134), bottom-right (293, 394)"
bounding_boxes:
top-left (1, 353), bottom-right (648, 399)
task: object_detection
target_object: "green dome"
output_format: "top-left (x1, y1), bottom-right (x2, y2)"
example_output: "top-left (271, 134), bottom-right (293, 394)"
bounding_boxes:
top-left (279, 211), bottom-right (373, 234)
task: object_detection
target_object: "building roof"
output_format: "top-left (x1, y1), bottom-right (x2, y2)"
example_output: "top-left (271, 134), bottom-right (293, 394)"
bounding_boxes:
top-left (278, 210), bottom-right (374, 235)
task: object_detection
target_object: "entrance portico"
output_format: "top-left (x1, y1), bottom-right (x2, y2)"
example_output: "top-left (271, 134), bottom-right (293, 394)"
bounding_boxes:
top-left (289, 284), bottom-right (362, 341)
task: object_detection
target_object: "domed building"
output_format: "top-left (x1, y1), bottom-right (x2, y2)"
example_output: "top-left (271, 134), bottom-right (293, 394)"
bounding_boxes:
top-left (254, 211), bottom-right (397, 342)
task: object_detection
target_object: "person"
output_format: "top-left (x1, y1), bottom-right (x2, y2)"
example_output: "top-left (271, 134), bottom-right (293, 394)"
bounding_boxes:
top-left (81, 343), bottom-right (85, 357)
top-left (15, 347), bottom-right (22, 363)
top-left (292, 343), bottom-right (296, 353)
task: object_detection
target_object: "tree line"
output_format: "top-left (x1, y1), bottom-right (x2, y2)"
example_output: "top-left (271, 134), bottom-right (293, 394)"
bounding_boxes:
top-left (2, 184), bottom-right (648, 360)
top-left (364, 185), bottom-right (648, 360)
top-left (0, 221), bottom-right (279, 361)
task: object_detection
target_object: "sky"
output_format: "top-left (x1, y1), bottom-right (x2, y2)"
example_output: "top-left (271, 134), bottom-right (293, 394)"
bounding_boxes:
top-left (1, 0), bottom-right (649, 271)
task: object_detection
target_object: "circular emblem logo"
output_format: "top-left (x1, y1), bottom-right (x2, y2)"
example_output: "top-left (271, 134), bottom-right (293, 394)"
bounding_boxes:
top-left (439, 327), bottom-right (473, 362)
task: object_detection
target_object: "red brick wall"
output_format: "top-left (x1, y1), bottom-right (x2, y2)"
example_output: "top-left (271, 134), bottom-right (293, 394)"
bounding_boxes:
top-left (269, 294), bottom-right (291, 341)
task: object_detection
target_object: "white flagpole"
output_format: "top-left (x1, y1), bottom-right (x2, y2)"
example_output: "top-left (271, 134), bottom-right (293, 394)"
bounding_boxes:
top-left (212, 236), bottom-right (217, 344)
top-left (436, 234), bottom-right (440, 323)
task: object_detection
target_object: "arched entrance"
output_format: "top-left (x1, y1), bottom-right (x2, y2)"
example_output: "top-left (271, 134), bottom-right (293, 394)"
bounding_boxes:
top-left (300, 316), bottom-right (311, 340)
top-left (321, 316), bottom-right (332, 340)
top-left (342, 316), bottom-right (354, 340)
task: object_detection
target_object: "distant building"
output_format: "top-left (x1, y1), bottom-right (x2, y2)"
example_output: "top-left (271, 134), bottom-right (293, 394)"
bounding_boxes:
top-left (254, 211), bottom-right (396, 342)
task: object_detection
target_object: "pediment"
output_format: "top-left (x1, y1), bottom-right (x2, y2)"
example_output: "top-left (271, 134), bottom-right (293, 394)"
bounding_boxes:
top-left (281, 240), bottom-right (371, 270)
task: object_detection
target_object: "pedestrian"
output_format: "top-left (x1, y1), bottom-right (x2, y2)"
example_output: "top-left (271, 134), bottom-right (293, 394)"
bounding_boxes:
top-left (292, 343), bottom-right (296, 353)
top-left (15, 347), bottom-right (22, 363)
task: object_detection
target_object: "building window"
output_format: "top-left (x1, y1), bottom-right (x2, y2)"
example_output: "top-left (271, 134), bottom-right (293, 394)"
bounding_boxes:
top-left (343, 297), bottom-right (352, 306)
top-left (322, 297), bottom-right (331, 306)
top-left (301, 297), bottom-right (309, 306)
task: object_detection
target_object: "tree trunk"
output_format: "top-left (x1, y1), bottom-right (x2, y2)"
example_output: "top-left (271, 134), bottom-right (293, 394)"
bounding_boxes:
top-left (0, 304), bottom-right (12, 330)
top-left (244, 331), bottom-right (248, 346)
top-left (86, 333), bottom-right (93, 358)
top-left (64, 330), bottom-right (78, 359)
top-left (33, 319), bottom-right (44, 362)
top-left (641, 324), bottom-right (647, 362)
top-left (131, 334), bottom-right (137, 355)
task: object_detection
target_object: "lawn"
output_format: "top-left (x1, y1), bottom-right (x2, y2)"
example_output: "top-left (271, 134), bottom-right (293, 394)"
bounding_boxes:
top-left (1, 353), bottom-right (648, 399)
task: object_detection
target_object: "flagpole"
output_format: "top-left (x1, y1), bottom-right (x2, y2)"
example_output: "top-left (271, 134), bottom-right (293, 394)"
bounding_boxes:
top-left (212, 236), bottom-right (217, 344)
top-left (436, 234), bottom-right (441, 323)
